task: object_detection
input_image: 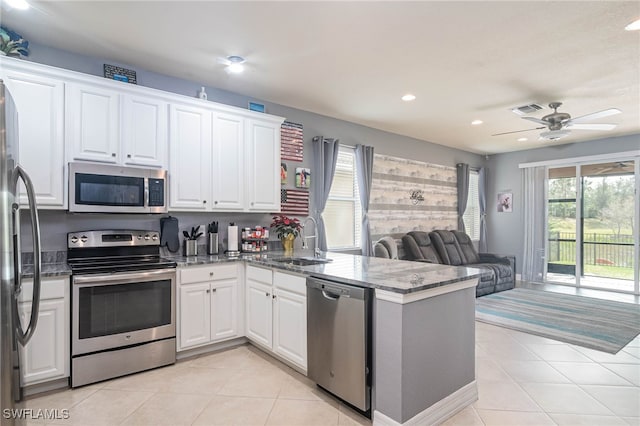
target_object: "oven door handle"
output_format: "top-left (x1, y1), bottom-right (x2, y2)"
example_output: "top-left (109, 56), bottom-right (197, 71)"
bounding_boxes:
top-left (72, 269), bottom-right (175, 285)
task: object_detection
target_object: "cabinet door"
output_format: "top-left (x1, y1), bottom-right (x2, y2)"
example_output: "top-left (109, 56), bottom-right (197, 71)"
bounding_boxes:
top-left (169, 104), bottom-right (212, 210)
top-left (122, 94), bottom-right (168, 168)
top-left (1, 70), bottom-right (66, 208)
top-left (210, 278), bottom-right (238, 342)
top-left (179, 283), bottom-right (211, 350)
top-left (245, 280), bottom-right (273, 349)
top-left (273, 288), bottom-right (307, 370)
top-left (211, 112), bottom-right (245, 210)
top-left (246, 119), bottom-right (281, 212)
top-left (67, 83), bottom-right (120, 163)
top-left (19, 299), bottom-right (67, 385)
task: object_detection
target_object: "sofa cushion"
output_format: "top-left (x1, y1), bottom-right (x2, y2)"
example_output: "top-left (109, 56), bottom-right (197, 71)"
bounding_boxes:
top-left (429, 230), bottom-right (465, 266)
top-left (453, 231), bottom-right (480, 264)
top-left (401, 232), bottom-right (441, 263)
top-left (374, 236), bottom-right (398, 259)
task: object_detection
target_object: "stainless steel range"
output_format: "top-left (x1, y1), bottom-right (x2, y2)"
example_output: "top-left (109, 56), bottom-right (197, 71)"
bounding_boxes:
top-left (67, 230), bottom-right (177, 388)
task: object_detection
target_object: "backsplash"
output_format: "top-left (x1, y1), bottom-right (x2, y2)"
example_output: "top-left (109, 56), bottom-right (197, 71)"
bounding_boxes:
top-left (20, 210), bottom-right (293, 252)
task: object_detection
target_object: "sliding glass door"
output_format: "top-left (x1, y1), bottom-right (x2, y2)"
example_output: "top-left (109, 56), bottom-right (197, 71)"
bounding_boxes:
top-left (545, 159), bottom-right (638, 294)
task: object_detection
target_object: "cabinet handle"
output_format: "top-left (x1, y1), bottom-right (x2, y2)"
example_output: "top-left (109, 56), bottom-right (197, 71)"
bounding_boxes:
top-left (203, 200), bottom-right (207, 204)
top-left (209, 272), bottom-right (214, 276)
top-left (251, 202), bottom-right (254, 206)
top-left (206, 289), bottom-right (210, 293)
top-left (111, 153), bottom-right (116, 157)
top-left (211, 288), bottom-right (217, 292)
top-left (265, 292), bottom-right (270, 297)
top-left (127, 154), bottom-right (132, 158)
top-left (214, 201), bottom-right (218, 205)
top-left (272, 294), bottom-right (276, 299)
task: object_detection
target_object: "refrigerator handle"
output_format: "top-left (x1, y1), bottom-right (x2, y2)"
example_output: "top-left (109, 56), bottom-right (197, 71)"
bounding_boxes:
top-left (12, 165), bottom-right (41, 345)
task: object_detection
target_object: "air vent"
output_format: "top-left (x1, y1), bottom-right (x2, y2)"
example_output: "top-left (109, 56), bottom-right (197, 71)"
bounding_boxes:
top-left (511, 103), bottom-right (543, 116)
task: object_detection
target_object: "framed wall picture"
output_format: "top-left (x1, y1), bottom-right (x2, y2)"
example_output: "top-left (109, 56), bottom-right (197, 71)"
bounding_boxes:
top-left (103, 64), bottom-right (137, 84)
top-left (497, 192), bottom-right (513, 213)
top-left (295, 168), bottom-right (311, 188)
top-left (280, 162), bottom-right (288, 185)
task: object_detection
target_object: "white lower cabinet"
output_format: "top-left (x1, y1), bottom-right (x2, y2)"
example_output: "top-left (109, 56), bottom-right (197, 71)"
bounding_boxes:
top-left (245, 266), bottom-right (307, 371)
top-left (17, 277), bottom-right (69, 386)
top-left (178, 264), bottom-right (241, 351)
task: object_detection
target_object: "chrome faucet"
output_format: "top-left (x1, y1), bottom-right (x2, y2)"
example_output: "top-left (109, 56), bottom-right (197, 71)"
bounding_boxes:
top-left (301, 216), bottom-right (320, 257)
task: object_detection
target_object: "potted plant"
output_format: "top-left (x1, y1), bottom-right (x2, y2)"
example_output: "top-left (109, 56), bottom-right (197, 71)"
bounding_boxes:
top-left (270, 215), bottom-right (301, 252)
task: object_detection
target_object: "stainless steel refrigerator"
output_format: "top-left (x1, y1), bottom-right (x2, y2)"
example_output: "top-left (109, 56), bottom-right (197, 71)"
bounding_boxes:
top-left (0, 79), bottom-right (43, 424)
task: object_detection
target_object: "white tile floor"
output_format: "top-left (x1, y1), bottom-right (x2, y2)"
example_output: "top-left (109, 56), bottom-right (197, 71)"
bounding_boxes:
top-left (21, 317), bottom-right (640, 425)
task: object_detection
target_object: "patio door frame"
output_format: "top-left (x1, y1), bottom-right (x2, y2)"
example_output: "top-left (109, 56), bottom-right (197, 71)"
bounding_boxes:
top-left (521, 150), bottom-right (640, 295)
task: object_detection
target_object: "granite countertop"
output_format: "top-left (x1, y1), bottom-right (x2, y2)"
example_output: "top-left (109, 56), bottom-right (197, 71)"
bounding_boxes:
top-left (22, 262), bottom-right (72, 278)
top-left (167, 250), bottom-right (485, 294)
top-left (23, 249), bottom-right (485, 294)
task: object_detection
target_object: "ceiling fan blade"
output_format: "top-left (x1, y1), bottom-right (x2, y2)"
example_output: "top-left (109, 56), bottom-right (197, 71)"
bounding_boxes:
top-left (522, 117), bottom-right (549, 125)
top-left (565, 123), bottom-right (617, 131)
top-left (566, 108), bottom-right (621, 124)
top-left (492, 127), bottom-right (545, 136)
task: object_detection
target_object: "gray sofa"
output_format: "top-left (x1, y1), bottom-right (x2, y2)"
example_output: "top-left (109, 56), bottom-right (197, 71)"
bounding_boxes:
top-left (402, 230), bottom-right (515, 297)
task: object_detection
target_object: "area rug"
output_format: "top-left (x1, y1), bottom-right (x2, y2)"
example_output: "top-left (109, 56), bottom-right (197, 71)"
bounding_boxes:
top-left (475, 288), bottom-right (640, 354)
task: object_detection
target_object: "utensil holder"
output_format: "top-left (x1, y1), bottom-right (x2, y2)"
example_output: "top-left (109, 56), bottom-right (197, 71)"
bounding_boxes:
top-left (207, 233), bottom-right (219, 255)
top-left (184, 239), bottom-right (198, 256)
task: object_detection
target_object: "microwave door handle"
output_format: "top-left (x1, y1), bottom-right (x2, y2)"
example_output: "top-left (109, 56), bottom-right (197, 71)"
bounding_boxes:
top-left (12, 166), bottom-right (42, 346)
top-left (144, 179), bottom-right (149, 208)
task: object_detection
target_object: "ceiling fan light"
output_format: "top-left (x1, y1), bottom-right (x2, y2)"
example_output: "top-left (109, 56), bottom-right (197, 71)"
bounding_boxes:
top-left (225, 55), bottom-right (246, 74)
top-left (539, 130), bottom-right (571, 141)
top-left (227, 63), bottom-right (245, 74)
top-left (624, 18), bottom-right (640, 31)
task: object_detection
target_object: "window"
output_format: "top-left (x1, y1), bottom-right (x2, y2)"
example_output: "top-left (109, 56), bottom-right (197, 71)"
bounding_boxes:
top-left (323, 146), bottom-right (362, 249)
top-left (463, 170), bottom-right (480, 240)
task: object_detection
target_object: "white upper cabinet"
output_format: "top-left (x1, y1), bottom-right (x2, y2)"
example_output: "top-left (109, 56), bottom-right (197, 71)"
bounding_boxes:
top-left (0, 69), bottom-right (66, 208)
top-left (211, 112), bottom-right (245, 210)
top-left (169, 103), bottom-right (212, 210)
top-left (66, 82), bottom-right (120, 164)
top-left (122, 94), bottom-right (168, 168)
top-left (246, 118), bottom-right (281, 212)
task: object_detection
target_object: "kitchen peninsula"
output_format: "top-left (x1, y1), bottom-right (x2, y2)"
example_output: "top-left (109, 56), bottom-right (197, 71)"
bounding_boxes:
top-left (170, 250), bottom-right (483, 425)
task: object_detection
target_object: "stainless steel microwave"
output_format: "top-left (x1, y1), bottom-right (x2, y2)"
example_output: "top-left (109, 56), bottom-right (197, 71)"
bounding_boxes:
top-left (69, 162), bottom-right (168, 213)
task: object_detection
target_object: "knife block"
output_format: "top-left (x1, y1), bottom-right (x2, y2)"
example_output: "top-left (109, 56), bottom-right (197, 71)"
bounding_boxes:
top-left (207, 233), bottom-right (219, 255)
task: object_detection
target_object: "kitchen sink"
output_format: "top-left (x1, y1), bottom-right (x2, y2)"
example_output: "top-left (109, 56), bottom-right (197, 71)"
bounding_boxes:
top-left (271, 257), bottom-right (333, 266)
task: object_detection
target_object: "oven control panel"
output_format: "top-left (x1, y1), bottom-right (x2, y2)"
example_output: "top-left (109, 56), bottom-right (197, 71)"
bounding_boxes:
top-left (68, 230), bottom-right (160, 248)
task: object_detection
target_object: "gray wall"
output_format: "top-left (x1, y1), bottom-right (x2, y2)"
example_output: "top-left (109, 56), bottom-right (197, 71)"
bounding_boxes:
top-left (23, 42), bottom-right (485, 251)
top-left (486, 134), bottom-right (640, 273)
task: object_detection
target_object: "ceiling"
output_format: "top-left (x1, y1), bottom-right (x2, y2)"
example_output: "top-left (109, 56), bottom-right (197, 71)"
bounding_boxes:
top-left (2, 1), bottom-right (639, 155)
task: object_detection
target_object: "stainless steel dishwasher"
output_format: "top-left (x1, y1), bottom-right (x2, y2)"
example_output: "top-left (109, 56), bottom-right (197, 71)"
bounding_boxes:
top-left (307, 276), bottom-right (372, 412)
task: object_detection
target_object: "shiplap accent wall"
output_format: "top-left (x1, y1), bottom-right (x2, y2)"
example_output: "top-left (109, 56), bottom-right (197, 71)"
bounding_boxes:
top-left (370, 154), bottom-right (457, 241)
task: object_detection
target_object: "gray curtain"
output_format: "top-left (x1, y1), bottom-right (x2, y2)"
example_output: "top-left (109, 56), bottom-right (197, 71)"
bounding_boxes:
top-left (456, 163), bottom-right (470, 231)
top-left (355, 144), bottom-right (374, 256)
top-left (311, 136), bottom-right (340, 251)
top-left (522, 166), bottom-right (547, 282)
top-left (478, 167), bottom-right (488, 252)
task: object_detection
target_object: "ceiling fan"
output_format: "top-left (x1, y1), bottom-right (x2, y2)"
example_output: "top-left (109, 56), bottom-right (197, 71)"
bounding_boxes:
top-left (493, 102), bottom-right (622, 140)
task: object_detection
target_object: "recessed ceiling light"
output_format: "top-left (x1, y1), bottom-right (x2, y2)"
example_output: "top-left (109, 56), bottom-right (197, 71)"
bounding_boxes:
top-left (401, 94), bottom-right (416, 102)
top-left (5, 0), bottom-right (30, 9)
top-left (226, 55), bottom-right (245, 74)
top-left (471, 120), bottom-right (483, 125)
top-left (625, 18), bottom-right (640, 31)
top-left (517, 137), bottom-right (528, 142)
